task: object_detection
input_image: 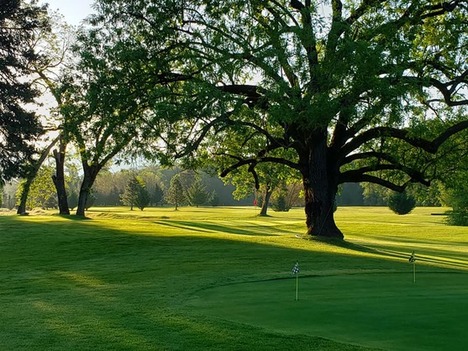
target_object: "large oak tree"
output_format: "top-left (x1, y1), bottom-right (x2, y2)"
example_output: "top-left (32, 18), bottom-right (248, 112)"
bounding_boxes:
top-left (92, 0), bottom-right (467, 238)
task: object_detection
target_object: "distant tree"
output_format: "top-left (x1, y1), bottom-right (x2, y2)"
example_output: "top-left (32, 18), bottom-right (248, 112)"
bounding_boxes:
top-left (165, 175), bottom-right (186, 210)
top-left (336, 183), bottom-right (364, 206)
top-left (67, 190), bottom-right (78, 210)
top-left (362, 184), bottom-right (387, 206)
top-left (186, 177), bottom-right (211, 207)
top-left (271, 182), bottom-right (302, 211)
top-left (271, 186), bottom-right (290, 212)
top-left (121, 176), bottom-right (150, 211)
top-left (388, 192), bottom-right (416, 215)
top-left (208, 190), bottom-right (220, 206)
top-left (139, 168), bottom-right (164, 206)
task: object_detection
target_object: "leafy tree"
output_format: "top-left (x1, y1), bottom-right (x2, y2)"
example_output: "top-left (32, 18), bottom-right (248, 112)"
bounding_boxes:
top-left (59, 14), bottom-right (193, 217)
top-left (121, 176), bottom-right (150, 211)
top-left (15, 11), bottom-right (76, 215)
top-left (16, 136), bottom-right (58, 214)
top-left (0, 0), bottom-right (49, 181)
top-left (67, 189), bottom-right (78, 210)
top-left (219, 142), bottom-right (300, 216)
top-left (445, 183), bottom-right (468, 226)
top-left (388, 191), bottom-right (416, 215)
top-left (91, 1), bottom-right (468, 239)
top-left (271, 186), bottom-right (290, 212)
top-left (17, 165), bottom-right (56, 210)
top-left (336, 183), bottom-right (364, 206)
top-left (165, 174), bottom-right (186, 210)
top-left (60, 35), bottom-right (146, 216)
top-left (186, 177), bottom-right (212, 207)
top-left (139, 168), bottom-right (165, 206)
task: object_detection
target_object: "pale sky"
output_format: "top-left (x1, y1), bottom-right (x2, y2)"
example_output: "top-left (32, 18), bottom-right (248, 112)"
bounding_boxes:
top-left (41, 0), bottom-right (95, 26)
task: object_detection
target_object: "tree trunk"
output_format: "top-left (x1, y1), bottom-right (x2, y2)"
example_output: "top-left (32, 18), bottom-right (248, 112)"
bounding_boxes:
top-left (52, 144), bottom-right (70, 215)
top-left (17, 178), bottom-right (33, 215)
top-left (300, 132), bottom-right (343, 239)
top-left (259, 185), bottom-right (272, 216)
top-left (76, 164), bottom-right (100, 217)
top-left (17, 137), bottom-right (59, 214)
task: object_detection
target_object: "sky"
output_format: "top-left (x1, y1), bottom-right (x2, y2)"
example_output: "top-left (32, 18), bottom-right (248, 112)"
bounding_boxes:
top-left (41, 0), bottom-right (95, 25)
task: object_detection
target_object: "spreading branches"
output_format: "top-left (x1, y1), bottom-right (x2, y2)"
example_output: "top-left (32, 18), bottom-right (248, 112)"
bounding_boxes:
top-left (341, 120), bottom-right (468, 159)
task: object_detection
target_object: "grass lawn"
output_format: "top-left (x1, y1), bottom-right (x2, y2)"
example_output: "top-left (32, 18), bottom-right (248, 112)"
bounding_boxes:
top-left (0, 206), bottom-right (466, 350)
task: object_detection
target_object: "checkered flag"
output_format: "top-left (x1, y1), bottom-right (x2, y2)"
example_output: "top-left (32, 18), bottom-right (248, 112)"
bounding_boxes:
top-left (292, 261), bottom-right (300, 275)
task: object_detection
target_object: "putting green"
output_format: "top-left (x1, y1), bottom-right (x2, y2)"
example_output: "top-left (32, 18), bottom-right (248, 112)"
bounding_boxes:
top-left (185, 272), bottom-right (468, 351)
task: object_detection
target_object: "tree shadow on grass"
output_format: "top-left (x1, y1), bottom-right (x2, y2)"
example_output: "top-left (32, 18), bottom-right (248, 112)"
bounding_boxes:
top-left (311, 236), bottom-right (468, 270)
top-left (154, 220), bottom-right (276, 236)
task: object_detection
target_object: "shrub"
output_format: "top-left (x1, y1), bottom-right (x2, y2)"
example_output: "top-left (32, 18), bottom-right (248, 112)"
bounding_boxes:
top-left (446, 209), bottom-right (468, 226)
top-left (387, 192), bottom-right (416, 215)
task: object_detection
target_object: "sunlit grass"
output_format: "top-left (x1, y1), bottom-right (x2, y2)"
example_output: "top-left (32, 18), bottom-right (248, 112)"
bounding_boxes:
top-left (0, 206), bottom-right (466, 350)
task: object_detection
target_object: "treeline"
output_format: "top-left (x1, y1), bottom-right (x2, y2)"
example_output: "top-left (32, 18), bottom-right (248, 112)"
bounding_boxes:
top-left (1, 164), bottom-right (453, 212)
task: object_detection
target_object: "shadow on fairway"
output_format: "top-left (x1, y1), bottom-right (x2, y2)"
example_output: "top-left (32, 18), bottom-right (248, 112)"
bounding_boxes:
top-left (4, 215), bottom-right (371, 350)
top-left (154, 219), bottom-right (276, 236)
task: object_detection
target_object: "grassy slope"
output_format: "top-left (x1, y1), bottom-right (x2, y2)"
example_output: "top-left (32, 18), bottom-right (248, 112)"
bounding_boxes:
top-left (0, 207), bottom-right (466, 350)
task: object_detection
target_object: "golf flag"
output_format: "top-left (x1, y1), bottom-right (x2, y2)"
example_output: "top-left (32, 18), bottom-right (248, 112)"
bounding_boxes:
top-left (292, 261), bottom-right (299, 301)
top-left (292, 261), bottom-right (300, 275)
top-left (409, 251), bottom-right (416, 283)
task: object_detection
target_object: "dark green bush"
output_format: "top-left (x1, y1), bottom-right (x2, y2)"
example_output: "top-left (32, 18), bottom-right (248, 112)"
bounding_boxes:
top-left (388, 192), bottom-right (416, 215)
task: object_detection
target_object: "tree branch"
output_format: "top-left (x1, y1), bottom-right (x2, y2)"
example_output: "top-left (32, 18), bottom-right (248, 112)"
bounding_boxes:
top-left (340, 164), bottom-right (430, 186)
top-left (341, 174), bottom-right (409, 192)
top-left (340, 120), bottom-right (468, 157)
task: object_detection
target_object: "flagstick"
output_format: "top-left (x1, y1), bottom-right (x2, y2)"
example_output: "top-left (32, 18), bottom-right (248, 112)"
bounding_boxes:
top-left (295, 273), bottom-right (299, 301)
top-left (413, 260), bottom-right (416, 284)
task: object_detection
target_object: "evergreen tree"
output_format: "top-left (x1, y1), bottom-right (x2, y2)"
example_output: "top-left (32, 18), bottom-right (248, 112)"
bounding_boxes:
top-left (186, 177), bottom-right (211, 207)
top-left (0, 0), bottom-right (49, 181)
top-left (165, 175), bottom-right (186, 210)
top-left (121, 176), bottom-right (150, 211)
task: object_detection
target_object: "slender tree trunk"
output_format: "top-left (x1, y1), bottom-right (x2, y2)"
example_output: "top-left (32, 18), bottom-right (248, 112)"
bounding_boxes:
top-left (76, 164), bottom-right (100, 217)
top-left (17, 178), bottom-right (33, 215)
top-left (17, 137), bottom-right (59, 214)
top-left (259, 185), bottom-right (272, 216)
top-left (300, 132), bottom-right (343, 239)
top-left (52, 142), bottom-right (70, 215)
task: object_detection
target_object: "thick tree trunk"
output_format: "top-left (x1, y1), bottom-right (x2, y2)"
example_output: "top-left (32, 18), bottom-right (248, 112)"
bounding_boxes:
top-left (52, 145), bottom-right (70, 215)
top-left (76, 164), bottom-right (99, 217)
top-left (259, 185), bottom-right (272, 216)
top-left (300, 132), bottom-right (343, 239)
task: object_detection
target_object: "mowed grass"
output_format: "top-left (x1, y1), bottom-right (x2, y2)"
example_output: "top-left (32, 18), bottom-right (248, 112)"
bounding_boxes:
top-left (0, 206), bottom-right (466, 350)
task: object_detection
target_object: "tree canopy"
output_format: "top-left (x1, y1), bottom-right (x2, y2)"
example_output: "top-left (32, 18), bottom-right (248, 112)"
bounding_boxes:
top-left (0, 0), bottom-right (49, 181)
top-left (85, 0), bottom-right (468, 238)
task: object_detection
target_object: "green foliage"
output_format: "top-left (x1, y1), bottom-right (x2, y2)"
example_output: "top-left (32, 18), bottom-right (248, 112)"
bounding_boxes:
top-left (271, 190), bottom-right (290, 212)
top-left (67, 189), bottom-right (78, 210)
top-left (165, 174), bottom-right (186, 210)
top-left (85, 190), bottom-right (96, 210)
top-left (444, 181), bottom-right (468, 226)
top-left (16, 166), bottom-right (57, 210)
top-left (0, 0), bottom-right (49, 180)
top-left (186, 177), bottom-right (212, 207)
top-left (120, 176), bottom-right (150, 211)
top-left (387, 192), bottom-right (416, 215)
top-left (69, 1), bottom-right (467, 236)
